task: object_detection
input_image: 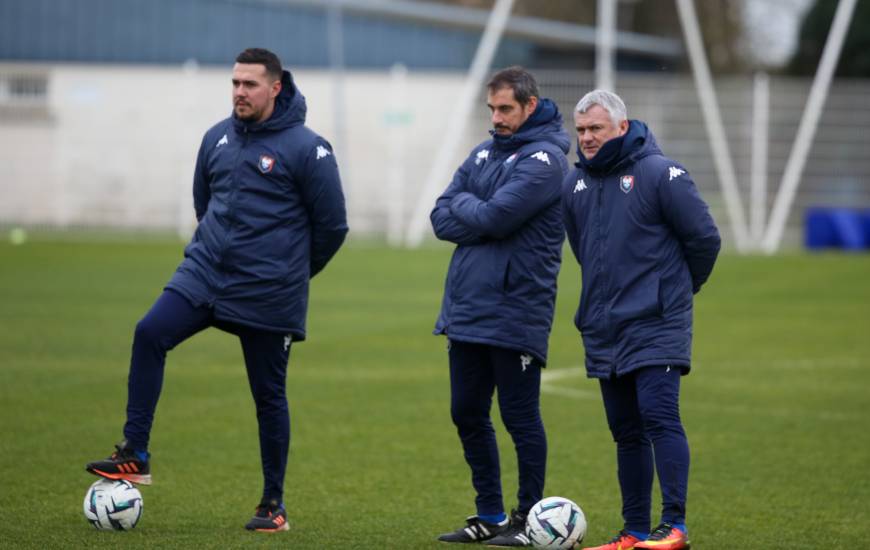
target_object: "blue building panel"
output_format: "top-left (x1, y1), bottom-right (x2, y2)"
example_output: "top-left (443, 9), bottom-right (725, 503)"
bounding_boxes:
top-left (0, 0), bottom-right (538, 69)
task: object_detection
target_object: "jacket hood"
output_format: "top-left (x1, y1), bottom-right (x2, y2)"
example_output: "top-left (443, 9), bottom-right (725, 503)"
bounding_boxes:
top-left (491, 98), bottom-right (571, 154)
top-left (575, 119), bottom-right (661, 175)
top-left (233, 70), bottom-right (307, 132)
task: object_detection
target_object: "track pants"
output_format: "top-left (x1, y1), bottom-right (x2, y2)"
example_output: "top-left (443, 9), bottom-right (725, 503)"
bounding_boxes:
top-left (123, 289), bottom-right (291, 502)
top-left (599, 365), bottom-right (689, 533)
top-left (448, 340), bottom-right (547, 516)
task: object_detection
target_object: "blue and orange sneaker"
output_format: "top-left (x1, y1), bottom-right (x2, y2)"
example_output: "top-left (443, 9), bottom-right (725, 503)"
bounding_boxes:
top-left (245, 499), bottom-right (289, 532)
top-left (580, 530), bottom-right (642, 550)
top-left (85, 439), bottom-right (152, 485)
top-left (634, 523), bottom-right (690, 550)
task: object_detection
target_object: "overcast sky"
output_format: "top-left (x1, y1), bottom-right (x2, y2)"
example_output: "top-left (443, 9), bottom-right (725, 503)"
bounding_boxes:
top-left (743, 0), bottom-right (814, 66)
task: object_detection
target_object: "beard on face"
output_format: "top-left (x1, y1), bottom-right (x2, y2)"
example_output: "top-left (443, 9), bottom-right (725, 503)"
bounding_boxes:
top-left (234, 101), bottom-right (258, 122)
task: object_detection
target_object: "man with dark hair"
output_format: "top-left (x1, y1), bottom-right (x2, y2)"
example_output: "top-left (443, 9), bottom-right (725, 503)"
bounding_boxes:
top-left (486, 65), bottom-right (539, 106)
top-left (235, 47), bottom-right (282, 81)
top-left (432, 66), bottom-right (570, 547)
top-left (562, 90), bottom-right (720, 550)
top-left (84, 48), bottom-right (348, 532)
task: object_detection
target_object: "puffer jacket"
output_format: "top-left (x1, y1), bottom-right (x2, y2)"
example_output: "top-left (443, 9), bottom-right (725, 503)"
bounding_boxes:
top-left (431, 98), bottom-right (571, 363)
top-left (166, 70), bottom-right (348, 339)
top-left (562, 120), bottom-right (720, 378)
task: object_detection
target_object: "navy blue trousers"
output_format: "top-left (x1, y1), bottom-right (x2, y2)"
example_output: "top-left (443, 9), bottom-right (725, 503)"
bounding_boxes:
top-left (448, 340), bottom-right (546, 516)
top-left (599, 365), bottom-right (689, 533)
top-left (124, 290), bottom-right (291, 502)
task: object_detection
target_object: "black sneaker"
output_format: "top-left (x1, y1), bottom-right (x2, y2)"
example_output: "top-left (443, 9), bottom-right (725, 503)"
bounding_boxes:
top-left (486, 509), bottom-right (531, 547)
top-left (245, 499), bottom-right (289, 532)
top-left (438, 515), bottom-right (509, 543)
top-left (85, 439), bottom-right (152, 485)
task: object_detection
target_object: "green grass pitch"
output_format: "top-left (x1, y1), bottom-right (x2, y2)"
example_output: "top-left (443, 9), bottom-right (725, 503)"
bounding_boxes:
top-left (1, 237), bottom-right (869, 548)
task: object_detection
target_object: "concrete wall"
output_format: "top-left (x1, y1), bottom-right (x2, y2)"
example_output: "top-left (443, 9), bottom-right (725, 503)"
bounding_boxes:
top-left (3, 62), bottom-right (870, 249)
top-left (0, 62), bottom-right (481, 237)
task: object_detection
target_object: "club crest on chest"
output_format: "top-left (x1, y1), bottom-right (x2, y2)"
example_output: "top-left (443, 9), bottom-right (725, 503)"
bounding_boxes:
top-left (259, 154), bottom-right (276, 174)
top-left (620, 175), bottom-right (634, 194)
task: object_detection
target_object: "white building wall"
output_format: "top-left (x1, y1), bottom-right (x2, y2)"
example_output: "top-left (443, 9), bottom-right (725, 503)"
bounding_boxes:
top-left (0, 63), bottom-right (479, 237)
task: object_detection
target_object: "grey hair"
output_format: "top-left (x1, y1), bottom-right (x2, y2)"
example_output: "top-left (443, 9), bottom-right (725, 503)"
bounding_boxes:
top-left (574, 90), bottom-right (627, 126)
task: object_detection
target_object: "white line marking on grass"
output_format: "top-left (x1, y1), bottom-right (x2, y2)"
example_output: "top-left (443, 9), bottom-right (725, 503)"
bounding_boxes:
top-left (541, 367), bottom-right (585, 382)
top-left (542, 360), bottom-right (867, 421)
top-left (541, 367), bottom-right (596, 399)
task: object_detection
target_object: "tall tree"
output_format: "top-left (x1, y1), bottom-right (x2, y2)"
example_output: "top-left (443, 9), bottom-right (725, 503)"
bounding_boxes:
top-left (788, 0), bottom-right (870, 76)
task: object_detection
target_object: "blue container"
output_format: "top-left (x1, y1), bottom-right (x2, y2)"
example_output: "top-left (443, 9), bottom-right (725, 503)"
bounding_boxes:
top-left (804, 207), bottom-right (870, 250)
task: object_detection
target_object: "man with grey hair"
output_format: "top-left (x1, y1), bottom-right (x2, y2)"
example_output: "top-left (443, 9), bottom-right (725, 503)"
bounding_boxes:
top-left (562, 90), bottom-right (720, 550)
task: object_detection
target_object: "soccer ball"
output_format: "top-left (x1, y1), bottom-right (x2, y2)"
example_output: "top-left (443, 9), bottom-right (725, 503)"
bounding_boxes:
top-left (83, 479), bottom-right (143, 531)
top-left (525, 496), bottom-right (586, 549)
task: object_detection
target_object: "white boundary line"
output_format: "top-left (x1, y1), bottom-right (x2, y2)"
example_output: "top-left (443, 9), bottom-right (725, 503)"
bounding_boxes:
top-left (540, 359), bottom-right (866, 421)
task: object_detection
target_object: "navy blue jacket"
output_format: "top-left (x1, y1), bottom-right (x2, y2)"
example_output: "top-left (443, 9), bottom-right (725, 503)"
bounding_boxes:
top-left (431, 99), bottom-right (571, 363)
top-left (166, 70), bottom-right (348, 339)
top-left (562, 120), bottom-right (720, 378)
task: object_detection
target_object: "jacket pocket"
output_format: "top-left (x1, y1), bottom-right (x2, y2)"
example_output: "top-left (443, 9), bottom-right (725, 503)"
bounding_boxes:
top-left (611, 276), bottom-right (662, 325)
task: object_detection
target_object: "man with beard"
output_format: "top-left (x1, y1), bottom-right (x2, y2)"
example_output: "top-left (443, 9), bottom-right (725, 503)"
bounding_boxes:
top-left (85, 48), bottom-right (348, 532)
top-left (432, 66), bottom-right (570, 547)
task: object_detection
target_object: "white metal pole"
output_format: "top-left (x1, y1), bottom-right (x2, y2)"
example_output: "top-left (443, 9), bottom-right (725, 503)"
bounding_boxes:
top-left (674, 0), bottom-right (750, 252)
top-left (328, 3), bottom-right (349, 195)
top-left (404, 0), bottom-right (515, 247)
top-left (386, 63), bottom-right (409, 247)
top-left (761, 0), bottom-right (857, 253)
top-left (750, 71), bottom-right (769, 246)
top-left (596, 0), bottom-right (617, 91)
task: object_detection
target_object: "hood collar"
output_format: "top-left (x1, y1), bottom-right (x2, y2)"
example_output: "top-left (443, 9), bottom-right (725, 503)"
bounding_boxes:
top-left (575, 120), bottom-right (658, 174)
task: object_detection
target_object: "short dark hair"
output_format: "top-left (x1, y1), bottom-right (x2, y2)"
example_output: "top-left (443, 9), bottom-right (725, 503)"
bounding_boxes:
top-left (235, 48), bottom-right (283, 81)
top-left (487, 66), bottom-right (539, 105)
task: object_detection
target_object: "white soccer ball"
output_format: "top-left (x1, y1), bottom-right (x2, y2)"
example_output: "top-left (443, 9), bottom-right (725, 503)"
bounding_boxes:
top-left (525, 496), bottom-right (586, 549)
top-left (83, 478), bottom-right (143, 531)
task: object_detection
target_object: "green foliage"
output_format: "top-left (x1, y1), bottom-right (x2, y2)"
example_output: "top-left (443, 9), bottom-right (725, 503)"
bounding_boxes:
top-left (788, 0), bottom-right (870, 76)
top-left (1, 239), bottom-right (869, 548)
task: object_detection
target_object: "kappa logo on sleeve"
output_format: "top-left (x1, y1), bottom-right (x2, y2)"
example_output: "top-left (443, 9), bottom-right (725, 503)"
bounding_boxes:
top-left (316, 145), bottom-right (332, 160)
top-left (531, 151), bottom-right (551, 165)
top-left (668, 166), bottom-right (686, 181)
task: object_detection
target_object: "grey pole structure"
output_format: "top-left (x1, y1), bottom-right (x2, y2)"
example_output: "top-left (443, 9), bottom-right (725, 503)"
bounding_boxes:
top-left (405, 0), bottom-right (515, 247)
top-left (761, 0), bottom-right (857, 253)
top-left (750, 71), bottom-right (769, 245)
top-left (674, 0), bottom-right (750, 252)
top-left (596, 0), bottom-right (616, 92)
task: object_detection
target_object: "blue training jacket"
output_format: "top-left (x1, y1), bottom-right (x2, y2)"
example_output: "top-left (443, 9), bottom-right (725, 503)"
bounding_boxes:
top-left (431, 98), bottom-right (571, 363)
top-left (166, 70), bottom-right (348, 339)
top-left (562, 120), bottom-right (720, 378)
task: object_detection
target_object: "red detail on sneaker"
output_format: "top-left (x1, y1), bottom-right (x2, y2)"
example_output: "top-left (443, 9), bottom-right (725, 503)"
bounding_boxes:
top-left (634, 527), bottom-right (690, 550)
top-left (582, 532), bottom-right (641, 550)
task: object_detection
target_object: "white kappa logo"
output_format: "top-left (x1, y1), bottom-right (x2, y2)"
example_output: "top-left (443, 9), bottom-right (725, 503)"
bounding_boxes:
top-left (574, 179), bottom-right (587, 193)
top-left (668, 166), bottom-right (686, 181)
top-left (215, 134), bottom-right (228, 148)
top-left (316, 145), bottom-right (332, 160)
top-left (475, 149), bottom-right (489, 165)
top-left (531, 151), bottom-right (551, 165)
